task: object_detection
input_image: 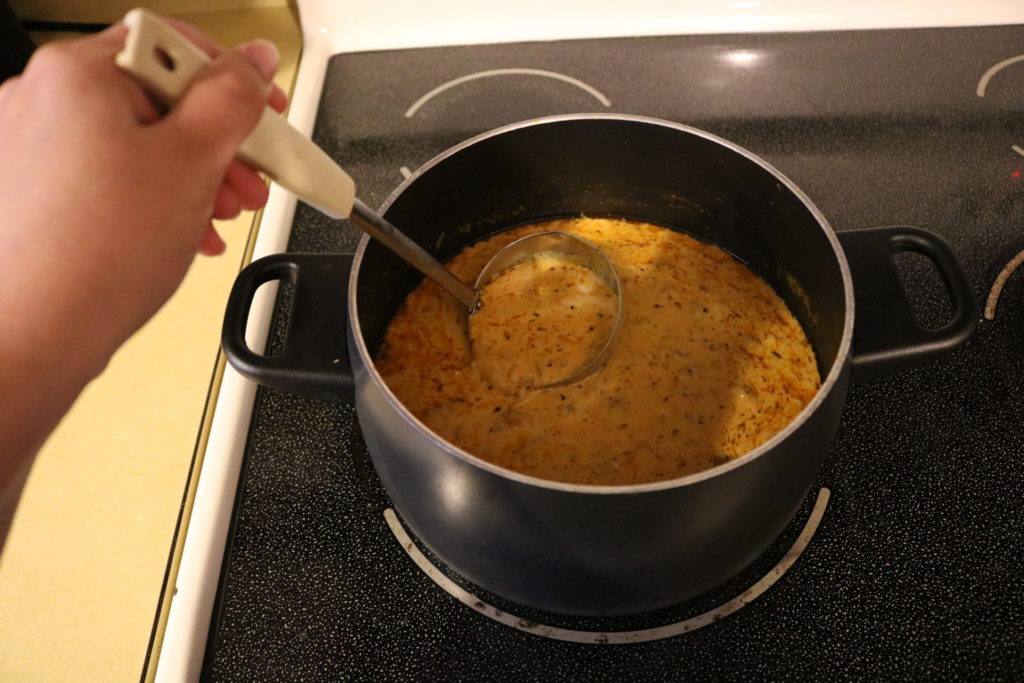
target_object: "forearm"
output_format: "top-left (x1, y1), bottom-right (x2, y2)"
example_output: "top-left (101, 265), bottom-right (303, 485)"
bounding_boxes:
top-left (0, 316), bottom-right (108, 546)
top-left (0, 16), bottom-right (278, 551)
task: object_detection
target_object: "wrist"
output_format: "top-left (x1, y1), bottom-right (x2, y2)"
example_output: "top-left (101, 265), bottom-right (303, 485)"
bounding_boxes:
top-left (0, 266), bottom-right (117, 411)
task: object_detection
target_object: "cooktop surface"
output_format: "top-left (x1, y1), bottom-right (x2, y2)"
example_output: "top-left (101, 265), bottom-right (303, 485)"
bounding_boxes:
top-left (204, 26), bottom-right (1024, 679)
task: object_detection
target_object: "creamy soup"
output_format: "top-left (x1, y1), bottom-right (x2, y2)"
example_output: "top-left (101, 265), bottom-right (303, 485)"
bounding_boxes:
top-left (471, 249), bottom-right (620, 390)
top-left (375, 217), bottom-right (820, 486)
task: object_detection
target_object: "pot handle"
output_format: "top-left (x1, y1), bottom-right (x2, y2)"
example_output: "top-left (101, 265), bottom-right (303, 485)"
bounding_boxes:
top-left (221, 253), bottom-right (356, 403)
top-left (838, 226), bottom-right (978, 382)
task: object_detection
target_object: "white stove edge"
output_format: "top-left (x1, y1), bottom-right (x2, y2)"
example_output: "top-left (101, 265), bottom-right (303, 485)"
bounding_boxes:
top-left (319, 0), bottom-right (1022, 52)
top-left (156, 1), bottom-right (1023, 680)
top-left (153, 31), bottom-right (331, 683)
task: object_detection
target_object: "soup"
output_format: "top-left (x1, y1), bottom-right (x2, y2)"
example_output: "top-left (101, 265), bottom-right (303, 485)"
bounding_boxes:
top-left (375, 217), bottom-right (820, 486)
top-left (471, 246), bottom-right (620, 390)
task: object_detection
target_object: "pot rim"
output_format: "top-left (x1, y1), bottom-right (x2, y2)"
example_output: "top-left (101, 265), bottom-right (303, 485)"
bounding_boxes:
top-left (349, 113), bottom-right (854, 495)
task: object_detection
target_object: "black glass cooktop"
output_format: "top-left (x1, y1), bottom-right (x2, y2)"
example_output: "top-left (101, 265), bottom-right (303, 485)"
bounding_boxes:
top-left (202, 25), bottom-right (1024, 679)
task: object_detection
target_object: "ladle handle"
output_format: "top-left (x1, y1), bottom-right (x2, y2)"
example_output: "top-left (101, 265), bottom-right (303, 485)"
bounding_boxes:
top-left (116, 8), bottom-right (477, 309)
top-left (348, 199), bottom-right (476, 308)
top-left (116, 8), bottom-right (356, 220)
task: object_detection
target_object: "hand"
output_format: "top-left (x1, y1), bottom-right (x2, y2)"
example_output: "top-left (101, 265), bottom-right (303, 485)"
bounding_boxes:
top-left (141, 18), bottom-right (290, 255)
top-left (0, 20), bottom-right (284, 355)
top-left (0, 18), bottom-right (286, 545)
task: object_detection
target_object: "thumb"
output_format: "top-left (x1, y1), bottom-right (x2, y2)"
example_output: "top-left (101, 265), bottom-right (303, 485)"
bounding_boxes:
top-left (162, 40), bottom-right (279, 167)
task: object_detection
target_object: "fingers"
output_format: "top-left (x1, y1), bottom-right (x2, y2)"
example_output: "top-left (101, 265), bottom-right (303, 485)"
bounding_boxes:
top-left (131, 16), bottom-right (281, 258)
top-left (213, 184), bottom-right (242, 220)
top-left (224, 159), bottom-right (270, 210)
top-left (239, 39), bottom-right (281, 84)
top-left (212, 160), bottom-right (270, 221)
top-left (161, 40), bottom-right (279, 168)
top-left (159, 17), bottom-right (286, 114)
top-left (198, 224), bottom-right (227, 256)
top-left (267, 82), bottom-right (288, 113)
top-left (66, 22), bottom-right (129, 57)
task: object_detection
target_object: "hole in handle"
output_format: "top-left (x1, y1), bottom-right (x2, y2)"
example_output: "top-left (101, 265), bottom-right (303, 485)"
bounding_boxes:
top-left (892, 249), bottom-right (954, 330)
top-left (244, 277), bottom-right (295, 359)
top-left (154, 46), bottom-right (176, 71)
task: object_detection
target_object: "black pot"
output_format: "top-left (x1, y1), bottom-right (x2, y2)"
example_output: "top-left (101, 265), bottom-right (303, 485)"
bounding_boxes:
top-left (223, 115), bottom-right (977, 616)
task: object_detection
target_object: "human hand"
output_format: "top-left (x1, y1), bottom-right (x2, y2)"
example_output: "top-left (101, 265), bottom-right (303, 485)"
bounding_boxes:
top-left (0, 17), bottom-right (287, 536)
top-left (137, 18), bottom-right (290, 256)
top-left (0, 19), bottom-right (284, 375)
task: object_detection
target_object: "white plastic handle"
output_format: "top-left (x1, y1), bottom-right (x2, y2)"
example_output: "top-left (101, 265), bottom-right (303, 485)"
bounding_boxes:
top-left (116, 8), bottom-right (356, 219)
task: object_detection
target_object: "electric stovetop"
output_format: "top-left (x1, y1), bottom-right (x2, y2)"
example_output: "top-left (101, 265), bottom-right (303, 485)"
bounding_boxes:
top-left (203, 25), bottom-right (1024, 679)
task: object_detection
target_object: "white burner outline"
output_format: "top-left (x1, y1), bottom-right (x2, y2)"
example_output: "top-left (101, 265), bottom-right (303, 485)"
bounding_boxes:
top-left (976, 54), bottom-right (1024, 97)
top-left (397, 69), bottom-right (611, 181)
top-left (984, 248), bottom-right (1024, 320)
top-left (976, 53), bottom-right (1024, 320)
top-left (403, 68), bottom-right (612, 119)
top-left (384, 487), bottom-right (830, 643)
top-left (976, 53), bottom-right (1024, 159)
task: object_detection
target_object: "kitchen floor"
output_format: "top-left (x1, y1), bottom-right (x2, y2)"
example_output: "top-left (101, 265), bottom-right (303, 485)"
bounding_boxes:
top-left (0, 7), bottom-right (301, 681)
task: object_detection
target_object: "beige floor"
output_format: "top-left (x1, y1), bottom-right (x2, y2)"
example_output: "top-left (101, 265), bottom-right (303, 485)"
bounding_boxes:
top-left (0, 7), bottom-right (301, 681)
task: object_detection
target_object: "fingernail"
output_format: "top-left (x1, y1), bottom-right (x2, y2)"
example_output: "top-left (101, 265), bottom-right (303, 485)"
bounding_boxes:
top-left (240, 39), bottom-right (279, 81)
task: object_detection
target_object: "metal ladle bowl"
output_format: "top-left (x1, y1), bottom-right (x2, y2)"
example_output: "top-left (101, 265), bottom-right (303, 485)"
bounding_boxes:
top-left (117, 8), bottom-right (622, 387)
top-left (472, 230), bottom-right (623, 387)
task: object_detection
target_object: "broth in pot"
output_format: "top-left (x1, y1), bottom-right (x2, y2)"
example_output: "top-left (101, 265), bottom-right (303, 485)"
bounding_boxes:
top-left (376, 217), bottom-right (820, 486)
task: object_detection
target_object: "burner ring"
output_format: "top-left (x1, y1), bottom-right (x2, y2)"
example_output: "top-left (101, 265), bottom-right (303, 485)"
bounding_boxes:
top-left (385, 487), bottom-right (831, 643)
top-left (404, 67), bottom-right (612, 119)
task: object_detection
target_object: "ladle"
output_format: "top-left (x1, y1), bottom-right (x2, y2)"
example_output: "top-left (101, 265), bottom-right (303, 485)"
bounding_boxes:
top-left (116, 8), bottom-right (622, 386)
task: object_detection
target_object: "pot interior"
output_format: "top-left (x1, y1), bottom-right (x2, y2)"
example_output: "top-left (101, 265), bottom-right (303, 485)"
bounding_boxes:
top-left (355, 115), bottom-right (848, 381)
